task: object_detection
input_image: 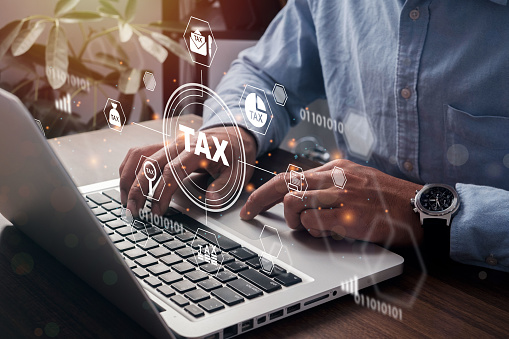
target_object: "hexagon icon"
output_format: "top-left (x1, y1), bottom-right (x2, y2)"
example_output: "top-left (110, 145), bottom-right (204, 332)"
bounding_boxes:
top-left (331, 166), bottom-right (347, 189)
top-left (183, 16), bottom-right (218, 68)
top-left (259, 225), bottom-right (283, 274)
top-left (143, 71), bottom-right (156, 91)
top-left (103, 98), bottom-right (126, 133)
top-left (285, 164), bottom-right (308, 199)
top-left (272, 83), bottom-right (287, 106)
top-left (343, 110), bottom-right (375, 161)
top-left (191, 228), bottom-right (223, 276)
top-left (239, 84), bottom-right (274, 136)
top-left (135, 155), bottom-right (166, 201)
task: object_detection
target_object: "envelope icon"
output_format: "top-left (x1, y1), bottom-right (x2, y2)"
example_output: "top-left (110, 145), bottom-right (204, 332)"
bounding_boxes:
top-left (190, 30), bottom-right (207, 56)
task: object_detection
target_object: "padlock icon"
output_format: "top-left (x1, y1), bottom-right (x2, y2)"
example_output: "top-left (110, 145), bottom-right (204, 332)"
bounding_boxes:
top-left (109, 102), bottom-right (121, 127)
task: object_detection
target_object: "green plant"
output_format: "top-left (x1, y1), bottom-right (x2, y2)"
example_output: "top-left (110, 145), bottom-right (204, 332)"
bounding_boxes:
top-left (0, 0), bottom-right (191, 137)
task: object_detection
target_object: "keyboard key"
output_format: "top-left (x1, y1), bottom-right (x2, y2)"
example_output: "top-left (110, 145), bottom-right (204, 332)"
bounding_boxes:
top-left (198, 279), bottom-right (222, 292)
top-left (108, 233), bottom-right (124, 243)
top-left (98, 213), bottom-right (117, 223)
top-left (126, 232), bottom-right (148, 243)
top-left (124, 248), bottom-right (146, 260)
top-left (198, 298), bottom-right (225, 313)
top-left (185, 270), bottom-right (209, 283)
top-left (170, 295), bottom-right (189, 307)
top-left (124, 258), bottom-right (137, 269)
top-left (275, 273), bottom-right (302, 287)
top-left (137, 239), bottom-right (159, 250)
top-left (260, 263), bottom-right (286, 277)
top-left (225, 261), bottom-right (249, 273)
top-left (102, 225), bottom-right (115, 235)
top-left (164, 240), bottom-right (186, 251)
top-left (239, 270), bottom-right (281, 293)
top-left (160, 254), bottom-right (183, 266)
top-left (115, 241), bottom-right (135, 252)
top-left (149, 246), bottom-right (171, 258)
top-left (230, 247), bottom-right (257, 261)
top-left (135, 256), bottom-right (158, 268)
top-left (201, 263), bottom-right (223, 274)
top-left (172, 262), bottom-right (195, 274)
top-left (214, 271), bottom-right (237, 283)
top-left (216, 253), bottom-right (235, 264)
top-left (228, 279), bottom-right (263, 299)
top-left (102, 189), bottom-right (121, 204)
top-left (132, 220), bottom-right (146, 230)
top-left (176, 247), bottom-right (194, 258)
top-left (93, 207), bottom-right (107, 216)
top-left (152, 233), bottom-right (173, 243)
top-left (87, 193), bottom-right (111, 205)
top-left (172, 280), bottom-right (196, 293)
top-left (144, 275), bottom-right (162, 288)
top-left (185, 288), bottom-right (210, 303)
top-left (190, 238), bottom-right (208, 249)
top-left (106, 219), bottom-right (126, 229)
top-left (87, 201), bottom-right (97, 208)
top-left (142, 227), bottom-right (163, 236)
top-left (184, 304), bottom-right (204, 318)
top-left (110, 208), bottom-right (123, 218)
top-left (147, 263), bottom-right (171, 276)
top-left (116, 226), bottom-right (134, 236)
top-left (193, 225), bottom-right (240, 251)
top-left (102, 201), bottom-right (121, 211)
top-left (176, 231), bottom-right (195, 242)
top-left (187, 256), bottom-right (208, 266)
top-left (132, 267), bottom-right (149, 279)
top-left (159, 271), bottom-right (183, 285)
top-left (156, 285), bottom-right (176, 297)
top-left (246, 257), bottom-right (261, 269)
top-left (212, 287), bottom-right (244, 306)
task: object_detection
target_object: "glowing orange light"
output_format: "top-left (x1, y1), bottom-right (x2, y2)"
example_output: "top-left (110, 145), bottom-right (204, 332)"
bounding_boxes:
top-left (385, 209), bottom-right (389, 213)
top-left (245, 183), bottom-right (255, 193)
top-left (268, 153), bottom-right (272, 157)
top-left (186, 208), bottom-right (190, 212)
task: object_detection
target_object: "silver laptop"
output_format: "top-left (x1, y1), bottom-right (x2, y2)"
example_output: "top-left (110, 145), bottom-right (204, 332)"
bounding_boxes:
top-left (0, 89), bottom-right (403, 338)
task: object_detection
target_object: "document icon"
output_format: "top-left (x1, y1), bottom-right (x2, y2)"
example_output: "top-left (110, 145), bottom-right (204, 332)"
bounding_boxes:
top-left (190, 30), bottom-right (207, 56)
top-left (288, 170), bottom-right (304, 192)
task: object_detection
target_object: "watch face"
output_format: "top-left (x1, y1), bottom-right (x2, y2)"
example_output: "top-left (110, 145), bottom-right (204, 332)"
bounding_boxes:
top-left (419, 186), bottom-right (455, 212)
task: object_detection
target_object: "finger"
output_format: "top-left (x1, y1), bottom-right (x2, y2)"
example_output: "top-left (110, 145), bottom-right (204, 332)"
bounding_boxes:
top-left (300, 208), bottom-right (359, 239)
top-left (240, 172), bottom-right (289, 220)
top-left (150, 151), bottom-right (202, 216)
top-left (283, 189), bottom-right (341, 230)
top-left (119, 143), bottom-right (164, 205)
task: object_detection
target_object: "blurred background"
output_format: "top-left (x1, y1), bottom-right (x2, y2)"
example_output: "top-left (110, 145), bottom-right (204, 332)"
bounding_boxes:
top-left (0, 0), bottom-right (340, 163)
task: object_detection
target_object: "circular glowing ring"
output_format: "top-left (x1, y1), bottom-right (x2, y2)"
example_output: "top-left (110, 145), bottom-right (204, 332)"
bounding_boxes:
top-left (162, 83), bottom-right (246, 212)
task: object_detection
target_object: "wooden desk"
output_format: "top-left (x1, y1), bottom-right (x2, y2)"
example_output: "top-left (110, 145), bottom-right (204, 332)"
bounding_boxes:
top-left (1, 119), bottom-right (508, 338)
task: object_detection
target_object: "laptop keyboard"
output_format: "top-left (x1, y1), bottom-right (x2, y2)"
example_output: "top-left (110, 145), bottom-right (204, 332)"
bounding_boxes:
top-left (84, 189), bottom-right (302, 319)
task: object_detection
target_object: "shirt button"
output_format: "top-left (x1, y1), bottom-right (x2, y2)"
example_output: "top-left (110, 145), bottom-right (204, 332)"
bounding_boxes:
top-left (485, 255), bottom-right (498, 266)
top-left (409, 9), bottom-right (420, 20)
top-left (400, 88), bottom-right (412, 99)
top-left (403, 161), bottom-right (413, 172)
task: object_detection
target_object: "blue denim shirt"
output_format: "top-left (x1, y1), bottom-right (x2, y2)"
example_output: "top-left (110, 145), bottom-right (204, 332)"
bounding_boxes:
top-left (202, 0), bottom-right (509, 272)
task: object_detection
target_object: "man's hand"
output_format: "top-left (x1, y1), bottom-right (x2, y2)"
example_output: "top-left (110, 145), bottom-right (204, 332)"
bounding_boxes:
top-left (119, 126), bottom-right (256, 217)
top-left (240, 159), bottom-right (423, 246)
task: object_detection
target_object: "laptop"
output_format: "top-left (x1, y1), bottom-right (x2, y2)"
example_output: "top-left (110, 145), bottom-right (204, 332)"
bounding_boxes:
top-left (0, 89), bottom-right (403, 338)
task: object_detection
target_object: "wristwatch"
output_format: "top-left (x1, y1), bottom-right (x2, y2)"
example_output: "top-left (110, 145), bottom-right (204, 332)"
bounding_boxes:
top-left (410, 184), bottom-right (460, 257)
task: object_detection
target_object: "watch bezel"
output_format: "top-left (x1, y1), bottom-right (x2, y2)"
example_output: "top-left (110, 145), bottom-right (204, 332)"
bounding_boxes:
top-left (414, 183), bottom-right (460, 217)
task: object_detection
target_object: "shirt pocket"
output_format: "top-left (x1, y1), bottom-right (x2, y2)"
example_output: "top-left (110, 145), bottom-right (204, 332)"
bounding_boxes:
top-left (443, 105), bottom-right (509, 190)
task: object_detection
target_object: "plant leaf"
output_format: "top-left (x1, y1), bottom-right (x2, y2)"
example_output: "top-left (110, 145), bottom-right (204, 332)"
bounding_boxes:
top-left (105, 32), bottom-right (129, 63)
top-left (11, 21), bottom-right (47, 57)
top-left (98, 0), bottom-right (121, 18)
top-left (138, 35), bottom-right (168, 63)
top-left (0, 20), bottom-right (23, 62)
top-left (45, 24), bottom-right (69, 89)
top-left (95, 52), bottom-right (126, 70)
top-left (151, 31), bottom-right (192, 64)
top-left (54, 0), bottom-right (80, 17)
top-left (59, 12), bottom-right (103, 23)
top-left (148, 21), bottom-right (187, 33)
top-left (118, 21), bottom-right (133, 42)
top-left (125, 0), bottom-right (137, 23)
top-left (118, 68), bottom-right (141, 95)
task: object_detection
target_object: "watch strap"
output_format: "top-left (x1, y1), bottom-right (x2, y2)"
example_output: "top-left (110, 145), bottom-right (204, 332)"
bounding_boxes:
top-left (422, 218), bottom-right (450, 259)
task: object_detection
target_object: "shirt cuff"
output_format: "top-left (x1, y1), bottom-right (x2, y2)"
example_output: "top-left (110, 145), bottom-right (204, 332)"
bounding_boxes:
top-left (450, 183), bottom-right (509, 272)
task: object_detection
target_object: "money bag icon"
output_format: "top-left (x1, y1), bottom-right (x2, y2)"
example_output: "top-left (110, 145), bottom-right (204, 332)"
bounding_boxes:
top-left (109, 102), bottom-right (121, 127)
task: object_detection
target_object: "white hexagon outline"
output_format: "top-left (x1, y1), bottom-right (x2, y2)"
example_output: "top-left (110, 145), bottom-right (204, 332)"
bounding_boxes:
top-left (343, 109), bottom-right (375, 161)
top-left (331, 166), bottom-right (347, 189)
top-left (183, 16), bottom-right (218, 68)
top-left (284, 164), bottom-right (308, 200)
top-left (259, 225), bottom-right (283, 274)
top-left (103, 98), bottom-right (126, 133)
top-left (238, 84), bottom-right (274, 136)
top-left (272, 83), bottom-right (287, 106)
top-left (130, 219), bottom-right (150, 248)
top-left (135, 155), bottom-right (166, 202)
top-left (143, 71), bottom-right (156, 91)
top-left (191, 228), bottom-right (223, 276)
top-left (120, 207), bottom-right (150, 248)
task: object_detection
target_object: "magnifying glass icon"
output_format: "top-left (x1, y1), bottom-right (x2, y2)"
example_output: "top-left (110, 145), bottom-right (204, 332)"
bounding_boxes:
top-left (143, 160), bottom-right (157, 197)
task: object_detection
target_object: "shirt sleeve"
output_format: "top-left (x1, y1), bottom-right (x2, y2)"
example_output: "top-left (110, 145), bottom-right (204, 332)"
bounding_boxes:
top-left (200, 0), bottom-right (326, 157)
top-left (450, 183), bottom-right (509, 272)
